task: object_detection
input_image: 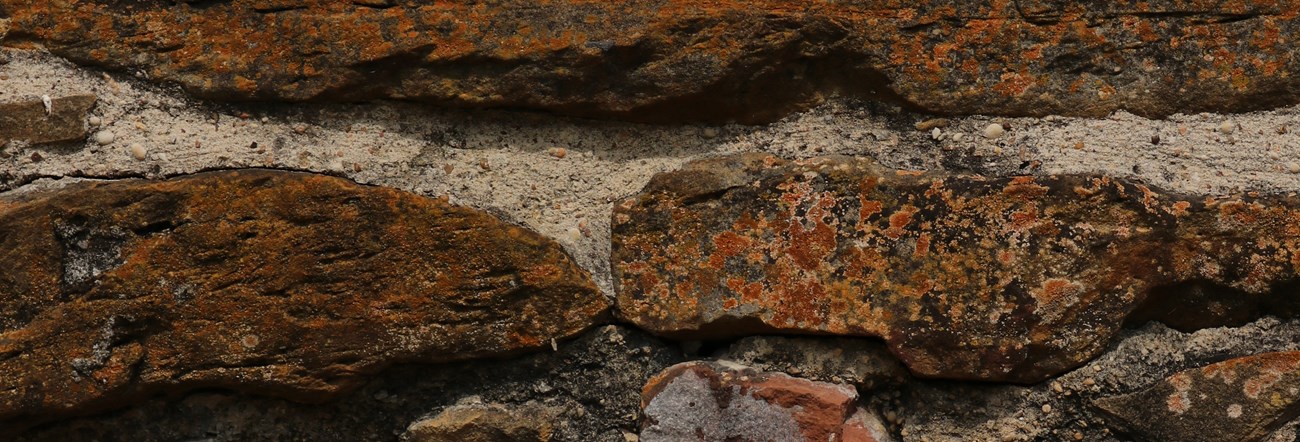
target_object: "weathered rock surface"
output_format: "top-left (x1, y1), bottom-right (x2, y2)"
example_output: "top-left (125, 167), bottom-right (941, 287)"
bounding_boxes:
top-left (403, 401), bottom-right (563, 442)
top-left (3, 1), bottom-right (1297, 122)
top-left (0, 170), bottom-right (606, 429)
top-left (719, 335), bottom-right (908, 390)
top-left (1094, 351), bottom-right (1300, 442)
top-left (15, 325), bottom-right (683, 442)
top-left (640, 361), bottom-right (880, 442)
top-left (0, 94), bottom-right (95, 146)
top-left (613, 154), bottom-right (1300, 382)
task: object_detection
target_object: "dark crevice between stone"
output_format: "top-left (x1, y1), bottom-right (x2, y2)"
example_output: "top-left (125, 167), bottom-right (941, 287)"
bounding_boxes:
top-left (1126, 279), bottom-right (1300, 332)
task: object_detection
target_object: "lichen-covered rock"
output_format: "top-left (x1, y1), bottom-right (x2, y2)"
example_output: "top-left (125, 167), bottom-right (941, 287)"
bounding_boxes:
top-left (613, 154), bottom-right (1300, 383)
top-left (3, 1), bottom-right (1297, 122)
top-left (1093, 351), bottom-right (1300, 442)
top-left (0, 94), bottom-right (95, 146)
top-left (0, 170), bottom-right (606, 430)
top-left (639, 361), bottom-right (875, 442)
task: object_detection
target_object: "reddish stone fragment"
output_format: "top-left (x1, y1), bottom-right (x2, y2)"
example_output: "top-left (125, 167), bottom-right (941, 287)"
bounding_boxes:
top-left (1094, 351), bottom-right (1300, 442)
top-left (2, 1), bottom-right (1297, 122)
top-left (613, 154), bottom-right (1300, 382)
top-left (0, 170), bottom-right (607, 430)
top-left (640, 361), bottom-right (881, 442)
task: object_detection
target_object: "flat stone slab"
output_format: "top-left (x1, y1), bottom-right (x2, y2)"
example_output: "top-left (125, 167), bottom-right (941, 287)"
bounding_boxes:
top-left (1094, 351), bottom-right (1300, 442)
top-left (613, 154), bottom-right (1300, 383)
top-left (0, 170), bottom-right (607, 429)
top-left (2, 1), bottom-right (1296, 122)
top-left (0, 94), bottom-right (95, 146)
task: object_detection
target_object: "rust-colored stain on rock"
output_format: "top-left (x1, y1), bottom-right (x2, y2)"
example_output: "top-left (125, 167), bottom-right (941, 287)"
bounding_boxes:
top-left (2, 1), bottom-right (1298, 121)
top-left (613, 154), bottom-right (1300, 383)
top-left (0, 170), bottom-right (607, 429)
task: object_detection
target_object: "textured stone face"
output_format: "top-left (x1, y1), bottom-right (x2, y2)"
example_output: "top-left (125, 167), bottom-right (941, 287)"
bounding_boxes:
top-left (0, 170), bottom-right (606, 429)
top-left (403, 402), bottom-right (563, 442)
top-left (1093, 351), bottom-right (1300, 442)
top-left (2, 1), bottom-right (1297, 122)
top-left (639, 361), bottom-right (867, 442)
top-left (0, 94), bottom-right (95, 146)
top-left (613, 154), bottom-right (1300, 383)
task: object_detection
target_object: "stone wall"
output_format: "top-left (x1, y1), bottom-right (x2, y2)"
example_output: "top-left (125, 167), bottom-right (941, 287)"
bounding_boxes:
top-left (2, 2), bottom-right (1299, 441)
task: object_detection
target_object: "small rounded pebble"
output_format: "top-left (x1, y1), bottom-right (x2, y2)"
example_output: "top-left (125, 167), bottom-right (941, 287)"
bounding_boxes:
top-left (87, 116), bottom-right (102, 127)
top-left (1051, 381), bottom-right (1064, 393)
top-left (93, 131), bottom-right (115, 145)
top-left (1042, 404), bottom-right (1052, 413)
top-left (129, 143), bottom-right (147, 160)
top-left (931, 127), bottom-right (942, 140)
top-left (1219, 121), bottom-right (1235, 134)
top-left (983, 123), bottom-right (1005, 139)
top-left (1073, 431), bottom-right (1084, 440)
top-left (1083, 377), bottom-right (1096, 386)
top-left (548, 147), bottom-right (568, 158)
top-left (1288, 163), bottom-right (1300, 174)
top-left (701, 127), bottom-right (720, 138)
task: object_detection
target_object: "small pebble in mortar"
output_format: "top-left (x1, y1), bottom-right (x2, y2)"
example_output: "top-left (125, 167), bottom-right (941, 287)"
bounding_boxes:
top-left (983, 123), bottom-right (1005, 139)
top-left (93, 131), bottom-right (115, 145)
top-left (129, 143), bottom-right (147, 160)
top-left (1219, 121), bottom-right (1235, 134)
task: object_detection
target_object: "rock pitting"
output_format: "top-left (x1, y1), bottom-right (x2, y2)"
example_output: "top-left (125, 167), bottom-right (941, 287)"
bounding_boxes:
top-left (613, 154), bottom-right (1300, 383)
top-left (2, 1), bottom-right (1297, 122)
top-left (0, 169), bottom-right (607, 429)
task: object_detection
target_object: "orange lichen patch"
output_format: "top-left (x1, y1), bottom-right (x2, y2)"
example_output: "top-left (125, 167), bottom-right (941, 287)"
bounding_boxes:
top-left (884, 205), bottom-right (919, 239)
top-left (1033, 279), bottom-right (1083, 307)
top-left (1240, 352), bottom-right (1300, 399)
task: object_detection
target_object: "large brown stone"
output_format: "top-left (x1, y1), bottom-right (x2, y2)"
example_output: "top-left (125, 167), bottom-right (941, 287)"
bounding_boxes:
top-left (1094, 351), bottom-right (1300, 442)
top-left (0, 170), bottom-right (607, 430)
top-left (2, 1), bottom-right (1297, 122)
top-left (612, 154), bottom-right (1300, 383)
